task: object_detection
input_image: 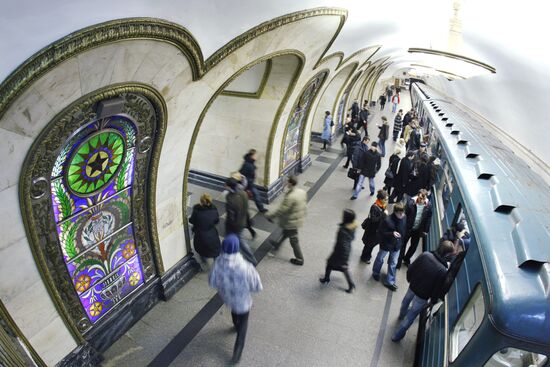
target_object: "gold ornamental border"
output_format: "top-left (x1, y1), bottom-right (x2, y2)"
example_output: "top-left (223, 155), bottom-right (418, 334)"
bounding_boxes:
top-left (221, 59), bottom-right (273, 99)
top-left (278, 69), bottom-right (330, 174)
top-left (0, 8), bottom-right (347, 120)
top-left (19, 83), bottom-right (167, 342)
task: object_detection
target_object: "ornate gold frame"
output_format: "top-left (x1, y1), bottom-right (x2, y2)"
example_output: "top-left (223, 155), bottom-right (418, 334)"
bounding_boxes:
top-left (19, 83), bottom-right (167, 342)
top-left (278, 69), bottom-right (330, 173)
top-left (221, 59), bottom-right (273, 98)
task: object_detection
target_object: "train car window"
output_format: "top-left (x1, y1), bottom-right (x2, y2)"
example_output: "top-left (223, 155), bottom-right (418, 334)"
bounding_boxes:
top-left (484, 348), bottom-right (548, 367)
top-left (450, 284), bottom-right (485, 362)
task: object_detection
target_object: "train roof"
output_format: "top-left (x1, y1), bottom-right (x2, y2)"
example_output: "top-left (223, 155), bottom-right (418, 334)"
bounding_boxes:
top-left (413, 83), bottom-right (550, 345)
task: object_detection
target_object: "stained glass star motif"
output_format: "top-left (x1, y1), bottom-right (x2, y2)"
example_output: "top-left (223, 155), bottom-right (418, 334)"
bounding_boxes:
top-left (66, 130), bottom-right (125, 195)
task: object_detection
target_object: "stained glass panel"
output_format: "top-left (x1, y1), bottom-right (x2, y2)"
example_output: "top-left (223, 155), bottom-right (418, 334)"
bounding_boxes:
top-left (50, 115), bottom-right (145, 324)
top-left (283, 71), bottom-right (328, 170)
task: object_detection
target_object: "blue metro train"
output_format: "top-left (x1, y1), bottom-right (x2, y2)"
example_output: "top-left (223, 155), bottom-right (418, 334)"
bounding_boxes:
top-left (409, 83), bottom-right (550, 367)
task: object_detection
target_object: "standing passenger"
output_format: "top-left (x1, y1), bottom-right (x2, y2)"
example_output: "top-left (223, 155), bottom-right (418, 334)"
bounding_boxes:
top-left (319, 209), bottom-right (358, 293)
top-left (379, 94), bottom-right (387, 110)
top-left (359, 106), bottom-right (370, 136)
top-left (383, 148), bottom-right (401, 197)
top-left (393, 110), bottom-right (403, 141)
top-left (266, 176), bottom-right (307, 266)
top-left (398, 189), bottom-right (432, 268)
top-left (377, 116), bottom-right (390, 157)
top-left (360, 190), bottom-right (388, 263)
top-left (372, 202), bottom-right (407, 291)
top-left (351, 136), bottom-right (370, 190)
top-left (351, 142), bottom-right (381, 200)
top-left (209, 234), bottom-right (263, 364)
top-left (322, 111), bottom-right (333, 150)
top-left (350, 100), bottom-right (360, 120)
top-left (389, 150), bottom-right (415, 203)
top-left (391, 241), bottom-right (454, 342)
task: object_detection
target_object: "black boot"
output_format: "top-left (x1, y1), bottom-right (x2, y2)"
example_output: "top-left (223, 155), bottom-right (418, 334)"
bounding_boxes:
top-left (319, 277), bottom-right (330, 284)
top-left (346, 283), bottom-right (356, 293)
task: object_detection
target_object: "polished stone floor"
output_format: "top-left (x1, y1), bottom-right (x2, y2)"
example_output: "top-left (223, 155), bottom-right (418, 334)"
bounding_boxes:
top-left (102, 94), bottom-right (418, 367)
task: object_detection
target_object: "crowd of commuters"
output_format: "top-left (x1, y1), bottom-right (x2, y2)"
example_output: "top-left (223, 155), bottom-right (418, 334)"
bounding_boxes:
top-left (188, 85), bottom-right (469, 363)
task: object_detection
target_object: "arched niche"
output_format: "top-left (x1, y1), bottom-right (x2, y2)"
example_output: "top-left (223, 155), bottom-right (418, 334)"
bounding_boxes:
top-left (310, 63), bottom-right (358, 136)
top-left (188, 51), bottom-right (304, 202)
top-left (19, 83), bottom-right (166, 340)
top-left (335, 70), bottom-right (364, 129)
top-left (279, 70), bottom-right (329, 174)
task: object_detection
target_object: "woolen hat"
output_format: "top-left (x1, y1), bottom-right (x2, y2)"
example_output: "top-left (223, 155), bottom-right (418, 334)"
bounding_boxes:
top-left (222, 234), bottom-right (240, 254)
top-left (371, 141), bottom-right (378, 147)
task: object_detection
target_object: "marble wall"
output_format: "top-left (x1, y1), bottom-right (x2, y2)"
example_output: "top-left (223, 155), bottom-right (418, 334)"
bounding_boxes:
top-left (191, 54), bottom-right (301, 185)
top-left (0, 14), bottom-right (345, 365)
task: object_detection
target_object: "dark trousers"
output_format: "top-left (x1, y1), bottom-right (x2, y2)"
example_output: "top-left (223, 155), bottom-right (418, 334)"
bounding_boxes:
top-left (322, 140), bottom-right (329, 149)
top-left (248, 185), bottom-right (265, 212)
top-left (389, 186), bottom-right (404, 203)
top-left (237, 231), bottom-right (257, 266)
top-left (273, 229), bottom-right (304, 262)
top-left (324, 264), bottom-right (355, 288)
top-left (398, 229), bottom-right (425, 267)
top-left (392, 130), bottom-right (400, 142)
top-left (231, 311), bottom-right (249, 362)
top-left (360, 238), bottom-right (379, 261)
top-left (344, 154), bottom-right (352, 167)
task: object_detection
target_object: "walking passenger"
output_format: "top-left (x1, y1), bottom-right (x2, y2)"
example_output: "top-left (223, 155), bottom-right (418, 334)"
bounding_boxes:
top-left (393, 110), bottom-right (403, 141)
top-left (391, 241), bottom-right (454, 342)
top-left (350, 100), bottom-right (360, 120)
top-left (359, 106), bottom-right (370, 136)
top-left (386, 85), bottom-right (393, 104)
top-left (360, 190), bottom-right (388, 263)
top-left (225, 178), bottom-right (258, 265)
top-left (351, 141), bottom-right (381, 200)
top-left (231, 172), bottom-right (257, 239)
top-left (391, 92), bottom-right (400, 113)
top-left (398, 189), bottom-right (432, 268)
top-left (319, 209), bottom-right (358, 293)
top-left (189, 193), bottom-right (221, 268)
top-left (209, 234), bottom-right (263, 364)
top-left (377, 116), bottom-right (390, 157)
top-left (322, 111), bottom-right (333, 150)
top-left (266, 175), bottom-right (307, 266)
top-left (351, 136), bottom-right (370, 190)
top-left (239, 149), bottom-right (267, 213)
top-left (379, 94), bottom-right (387, 110)
top-left (372, 202), bottom-right (407, 291)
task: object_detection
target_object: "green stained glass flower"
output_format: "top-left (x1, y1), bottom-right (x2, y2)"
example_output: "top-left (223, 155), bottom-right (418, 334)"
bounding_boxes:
top-left (66, 130), bottom-right (125, 195)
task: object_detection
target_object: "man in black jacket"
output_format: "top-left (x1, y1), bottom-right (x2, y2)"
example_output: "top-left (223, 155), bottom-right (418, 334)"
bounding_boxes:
top-left (391, 241), bottom-right (454, 342)
top-left (371, 202), bottom-right (407, 291)
top-left (225, 178), bottom-right (257, 265)
top-left (389, 150), bottom-right (414, 203)
top-left (397, 189), bottom-right (432, 268)
top-left (351, 142), bottom-right (381, 200)
top-left (239, 149), bottom-right (267, 213)
top-left (359, 106), bottom-right (370, 136)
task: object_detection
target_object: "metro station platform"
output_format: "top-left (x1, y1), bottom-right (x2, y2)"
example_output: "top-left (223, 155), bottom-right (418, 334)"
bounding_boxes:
top-left (102, 97), bottom-right (417, 367)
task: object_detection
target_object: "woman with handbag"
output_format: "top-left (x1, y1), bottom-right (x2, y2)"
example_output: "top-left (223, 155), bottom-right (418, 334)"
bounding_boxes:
top-left (360, 190), bottom-right (389, 263)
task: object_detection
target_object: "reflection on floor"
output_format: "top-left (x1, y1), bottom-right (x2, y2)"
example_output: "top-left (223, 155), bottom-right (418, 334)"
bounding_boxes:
top-left (102, 97), bottom-right (417, 367)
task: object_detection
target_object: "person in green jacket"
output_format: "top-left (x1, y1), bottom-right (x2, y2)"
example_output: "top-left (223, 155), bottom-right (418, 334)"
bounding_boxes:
top-left (266, 175), bottom-right (308, 265)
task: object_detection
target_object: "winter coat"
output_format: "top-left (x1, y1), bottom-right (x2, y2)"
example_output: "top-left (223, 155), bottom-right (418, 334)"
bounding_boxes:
top-left (359, 109), bottom-right (369, 125)
top-left (351, 102), bottom-right (360, 118)
top-left (384, 154), bottom-right (401, 187)
top-left (209, 252), bottom-right (263, 313)
top-left (406, 251), bottom-right (448, 300)
top-left (266, 187), bottom-right (307, 229)
top-left (361, 204), bottom-right (387, 245)
top-left (391, 94), bottom-right (400, 104)
top-left (327, 223), bottom-right (357, 268)
top-left (407, 128), bottom-right (422, 151)
top-left (189, 204), bottom-right (221, 258)
top-left (351, 142), bottom-right (368, 168)
top-left (239, 154), bottom-right (257, 188)
top-left (322, 116), bottom-right (332, 141)
top-left (402, 112), bottom-right (412, 127)
top-left (379, 95), bottom-right (387, 104)
top-left (395, 156), bottom-right (414, 189)
top-left (405, 197), bottom-right (433, 234)
top-left (378, 124), bottom-right (389, 141)
top-left (345, 131), bottom-right (361, 156)
top-left (225, 189), bottom-right (249, 234)
top-left (359, 149), bottom-right (381, 178)
top-left (378, 213), bottom-right (407, 252)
